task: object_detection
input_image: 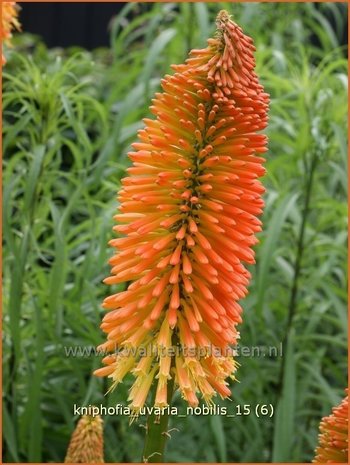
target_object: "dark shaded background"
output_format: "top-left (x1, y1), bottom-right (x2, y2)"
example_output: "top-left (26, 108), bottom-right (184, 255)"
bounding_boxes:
top-left (19, 2), bottom-right (126, 49)
top-left (18, 2), bottom-right (348, 50)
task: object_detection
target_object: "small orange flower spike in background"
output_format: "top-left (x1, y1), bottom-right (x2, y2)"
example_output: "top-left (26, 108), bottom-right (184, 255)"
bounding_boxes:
top-left (1, 2), bottom-right (21, 65)
top-left (94, 11), bottom-right (269, 413)
top-left (313, 389), bottom-right (348, 463)
top-left (65, 409), bottom-right (104, 463)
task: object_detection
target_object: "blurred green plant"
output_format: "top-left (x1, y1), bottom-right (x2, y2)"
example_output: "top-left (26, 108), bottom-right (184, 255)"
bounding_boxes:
top-left (2, 52), bottom-right (111, 462)
top-left (3, 2), bottom-right (347, 463)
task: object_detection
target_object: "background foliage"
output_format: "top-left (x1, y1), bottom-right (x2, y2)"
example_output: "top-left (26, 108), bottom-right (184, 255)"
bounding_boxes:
top-left (3, 2), bottom-right (348, 463)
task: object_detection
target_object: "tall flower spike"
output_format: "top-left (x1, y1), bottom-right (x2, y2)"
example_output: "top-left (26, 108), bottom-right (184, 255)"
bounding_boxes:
top-left (65, 410), bottom-right (104, 463)
top-left (313, 390), bottom-right (348, 463)
top-left (1, 2), bottom-right (21, 65)
top-left (94, 11), bottom-right (269, 413)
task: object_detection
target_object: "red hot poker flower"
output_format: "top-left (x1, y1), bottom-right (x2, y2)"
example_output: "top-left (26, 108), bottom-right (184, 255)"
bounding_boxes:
top-left (65, 410), bottom-right (104, 463)
top-left (94, 11), bottom-right (269, 413)
top-left (1, 2), bottom-right (21, 65)
top-left (314, 390), bottom-right (348, 463)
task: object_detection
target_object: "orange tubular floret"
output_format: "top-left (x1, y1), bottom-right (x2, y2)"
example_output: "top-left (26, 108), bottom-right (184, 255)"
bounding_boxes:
top-left (1, 2), bottom-right (21, 65)
top-left (313, 389), bottom-right (348, 463)
top-left (94, 10), bottom-right (269, 413)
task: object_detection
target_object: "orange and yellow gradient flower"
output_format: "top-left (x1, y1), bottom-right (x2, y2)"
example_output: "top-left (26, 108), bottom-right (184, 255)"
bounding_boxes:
top-left (94, 11), bottom-right (269, 413)
top-left (1, 2), bottom-right (20, 65)
top-left (65, 411), bottom-right (104, 463)
top-left (314, 390), bottom-right (348, 463)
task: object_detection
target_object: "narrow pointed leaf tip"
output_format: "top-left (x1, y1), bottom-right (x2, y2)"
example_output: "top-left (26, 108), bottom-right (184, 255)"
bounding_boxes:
top-left (94, 11), bottom-right (269, 413)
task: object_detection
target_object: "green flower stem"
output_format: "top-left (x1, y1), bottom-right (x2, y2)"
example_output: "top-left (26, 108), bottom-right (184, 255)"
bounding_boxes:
top-left (277, 149), bottom-right (319, 390)
top-left (142, 376), bottom-right (175, 463)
